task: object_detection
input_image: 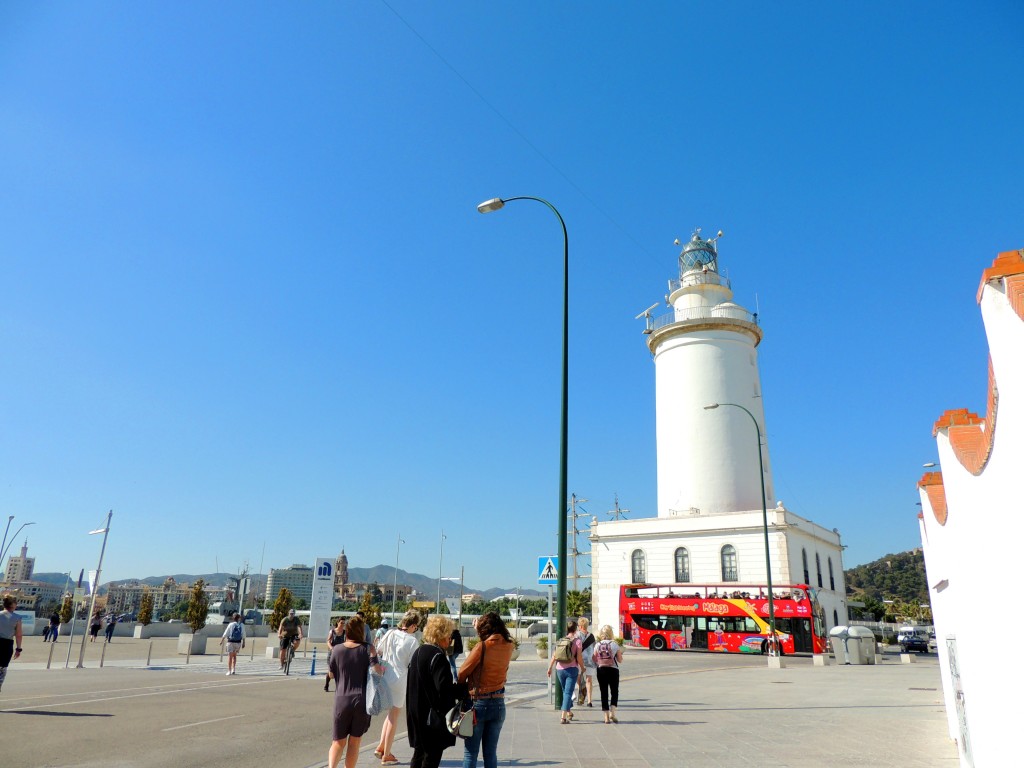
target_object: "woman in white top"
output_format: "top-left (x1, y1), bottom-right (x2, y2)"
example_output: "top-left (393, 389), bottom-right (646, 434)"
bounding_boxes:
top-left (373, 610), bottom-right (422, 765)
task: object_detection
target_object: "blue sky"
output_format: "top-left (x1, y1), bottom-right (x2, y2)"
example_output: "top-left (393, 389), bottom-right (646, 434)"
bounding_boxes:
top-left (2, 2), bottom-right (1021, 591)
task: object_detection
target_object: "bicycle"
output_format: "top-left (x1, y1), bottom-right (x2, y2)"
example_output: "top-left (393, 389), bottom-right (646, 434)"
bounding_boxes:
top-left (283, 637), bottom-right (300, 675)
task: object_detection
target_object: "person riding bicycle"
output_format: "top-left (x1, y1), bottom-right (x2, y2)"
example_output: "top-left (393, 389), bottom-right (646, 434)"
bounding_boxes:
top-left (277, 609), bottom-right (303, 669)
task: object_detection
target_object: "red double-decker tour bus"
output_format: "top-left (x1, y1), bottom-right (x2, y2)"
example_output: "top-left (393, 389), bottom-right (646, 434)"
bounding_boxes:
top-left (619, 582), bottom-right (828, 654)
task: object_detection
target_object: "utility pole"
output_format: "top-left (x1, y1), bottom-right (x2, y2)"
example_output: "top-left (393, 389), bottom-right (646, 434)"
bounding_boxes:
top-left (608, 493), bottom-right (630, 520)
top-left (569, 494), bottom-right (588, 592)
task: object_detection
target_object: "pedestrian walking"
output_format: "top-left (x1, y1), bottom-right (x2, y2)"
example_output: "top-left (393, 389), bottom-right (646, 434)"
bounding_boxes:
top-left (220, 612), bottom-right (246, 675)
top-left (406, 615), bottom-right (465, 768)
top-left (46, 611), bottom-right (60, 642)
top-left (594, 624), bottom-right (624, 724)
top-left (89, 611), bottom-right (102, 642)
top-left (447, 626), bottom-right (463, 680)
top-left (576, 617), bottom-right (596, 706)
top-left (458, 611), bottom-right (515, 768)
top-left (104, 612), bottom-right (118, 643)
top-left (325, 616), bottom-right (345, 692)
top-left (546, 619), bottom-right (584, 724)
top-left (0, 595), bottom-right (24, 693)
top-left (327, 615), bottom-right (380, 768)
top-left (373, 610), bottom-right (421, 765)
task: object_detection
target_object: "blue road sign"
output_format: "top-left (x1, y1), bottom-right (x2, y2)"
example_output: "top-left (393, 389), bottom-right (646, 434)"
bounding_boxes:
top-left (538, 556), bottom-right (559, 585)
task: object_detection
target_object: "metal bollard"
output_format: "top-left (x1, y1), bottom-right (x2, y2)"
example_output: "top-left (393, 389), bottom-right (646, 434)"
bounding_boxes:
top-left (250, 637), bottom-right (256, 661)
top-left (186, 641), bottom-right (191, 665)
top-left (146, 640), bottom-right (153, 667)
top-left (47, 641), bottom-right (56, 669)
top-left (100, 642), bottom-right (108, 668)
top-left (310, 647), bottom-right (317, 677)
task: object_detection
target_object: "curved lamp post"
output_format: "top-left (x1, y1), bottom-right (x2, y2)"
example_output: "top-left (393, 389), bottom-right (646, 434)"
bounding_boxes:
top-left (0, 521), bottom-right (36, 568)
top-left (704, 402), bottom-right (776, 656)
top-left (478, 196), bottom-right (568, 705)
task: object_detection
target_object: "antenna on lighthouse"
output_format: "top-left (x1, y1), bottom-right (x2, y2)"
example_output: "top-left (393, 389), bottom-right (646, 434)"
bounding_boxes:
top-left (634, 302), bottom-right (659, 320)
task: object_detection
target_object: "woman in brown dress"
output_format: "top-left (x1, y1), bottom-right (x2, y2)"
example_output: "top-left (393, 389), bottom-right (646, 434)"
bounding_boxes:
top-left (328, 615), bottom-right (381, 768)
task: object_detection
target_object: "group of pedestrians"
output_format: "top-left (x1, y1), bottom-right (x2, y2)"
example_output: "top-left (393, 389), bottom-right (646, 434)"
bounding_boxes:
top-left (547, 617), bottom-right (623, 725)
top-left (324, 610), bottom-right (516, 768)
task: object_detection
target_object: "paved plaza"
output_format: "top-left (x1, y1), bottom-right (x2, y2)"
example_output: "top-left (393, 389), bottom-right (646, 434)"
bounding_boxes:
top-left (3, 635), bottom-right (957, 768)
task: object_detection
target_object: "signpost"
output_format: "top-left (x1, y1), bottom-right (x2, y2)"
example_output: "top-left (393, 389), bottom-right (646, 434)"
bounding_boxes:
top-left (308, 557), bottom-right (335, 640)
top-left (539, 556), bottom-right (558, 704)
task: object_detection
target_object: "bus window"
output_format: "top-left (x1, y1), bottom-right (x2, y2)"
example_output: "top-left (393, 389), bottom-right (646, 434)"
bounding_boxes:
top-left (624, 588), bottom-right (638, 598)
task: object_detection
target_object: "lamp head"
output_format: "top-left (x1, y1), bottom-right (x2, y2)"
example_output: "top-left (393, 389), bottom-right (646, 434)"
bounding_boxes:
top-left (477, 198), bottom-right (505, 214)
top-left (923, 462), bottom-right (937, 468)
top-left (704, 403), bottom-right (720, 410)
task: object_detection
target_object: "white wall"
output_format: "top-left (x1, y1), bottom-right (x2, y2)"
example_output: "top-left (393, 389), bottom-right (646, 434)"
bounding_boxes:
top-left (919, 253), bottom-right (1023, 767)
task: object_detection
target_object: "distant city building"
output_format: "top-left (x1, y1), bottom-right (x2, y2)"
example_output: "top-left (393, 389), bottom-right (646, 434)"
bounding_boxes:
top-left (0, 579), bottom-right (64, 610)
top-left (4, 541), bottom-right (35, 582)
top-left (107, 577), bottom-right (192, 614)
top-left (265, 564), bottom-right (314, 604)
top-left (918, 248), bottom-right (1023, 768)
top-left (591, 230), bottom-right (847, 633)
top-left (330, 548), bottom-right (414, 604)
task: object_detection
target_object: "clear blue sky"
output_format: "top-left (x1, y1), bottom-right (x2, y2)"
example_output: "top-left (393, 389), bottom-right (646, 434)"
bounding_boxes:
top-left (2, 3), bottom-right (1021, 591)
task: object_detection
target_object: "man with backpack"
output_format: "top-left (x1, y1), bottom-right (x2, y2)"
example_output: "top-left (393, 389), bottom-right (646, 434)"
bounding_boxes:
top-left (220, 612), bottom-right (246, 675)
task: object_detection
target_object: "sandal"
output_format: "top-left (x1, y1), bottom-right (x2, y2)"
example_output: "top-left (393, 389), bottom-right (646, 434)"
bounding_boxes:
top-left (373, 750), bottom-right (384, 760)
top-left (382, 756), bottom-right (400, 766)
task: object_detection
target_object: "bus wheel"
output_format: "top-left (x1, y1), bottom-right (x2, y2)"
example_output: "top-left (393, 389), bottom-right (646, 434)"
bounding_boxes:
top-left (649, 635), bottom-right (667, 651)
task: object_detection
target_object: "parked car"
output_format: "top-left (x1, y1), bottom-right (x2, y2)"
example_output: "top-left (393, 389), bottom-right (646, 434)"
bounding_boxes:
top-left (898, 628), bottom-right (930, 653)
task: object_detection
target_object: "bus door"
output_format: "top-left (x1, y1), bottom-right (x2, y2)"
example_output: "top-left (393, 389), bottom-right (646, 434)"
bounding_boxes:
top-left (786, 618), bottom-right (813, 652)
top-left (691, 616), bottom-right (709, 649)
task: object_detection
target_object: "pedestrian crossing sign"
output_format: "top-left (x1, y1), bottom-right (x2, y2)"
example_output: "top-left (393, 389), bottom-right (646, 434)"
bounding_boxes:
top-left (538, 556), bottom-right (558, 585)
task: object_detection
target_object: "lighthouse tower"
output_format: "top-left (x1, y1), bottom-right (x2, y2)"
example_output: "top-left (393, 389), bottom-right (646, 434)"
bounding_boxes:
top-left (645, 229), bottom-right (775, 517)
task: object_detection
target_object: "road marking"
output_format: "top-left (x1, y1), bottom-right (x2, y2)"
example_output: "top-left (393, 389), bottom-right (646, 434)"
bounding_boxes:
top-left (0, 677), bottom-right (275, 713)
top-left (162, 714), bottom-right (245, 732)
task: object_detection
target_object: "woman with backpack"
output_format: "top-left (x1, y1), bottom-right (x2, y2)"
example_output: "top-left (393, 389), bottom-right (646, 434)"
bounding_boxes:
top-left (220, 613), bottom-right (246, 676)
top-left (594, 624), bottom-right (624, 724)
top-left (545, 619), bottom-right (584, 724)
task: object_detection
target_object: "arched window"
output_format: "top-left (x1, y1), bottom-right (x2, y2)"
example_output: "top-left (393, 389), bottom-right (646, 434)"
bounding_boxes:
top-left (631, 549), bottom-right (647, 583)
top-left (802, 549), bottom-right (810, 583)
top-left (828, 557), bottom-right (835, 590)
top-left (674, 547), bottom-right (690, 583)
top-left (721, 545), bottom-right (738, 581)
top-left (815, 553), bottom-right (823, 588)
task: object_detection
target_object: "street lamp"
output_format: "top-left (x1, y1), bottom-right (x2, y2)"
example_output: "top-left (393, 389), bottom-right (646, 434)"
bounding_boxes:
top-left (0, 520), bottom-right (36, 568)
top-left (441, 568), bottom-right (465, 623)
top-left (392, 534), bottom-right (405, 624)
top-left (704, 402), bottom-right (776, 656)
top-left (0, 516), bottom-right (14, 571)
top-left (436, 530), bottom-right (446, 611)
top-left (77, 511), bottom-right (113, 669)
top-left (478, 195), bottom-right (569, 702)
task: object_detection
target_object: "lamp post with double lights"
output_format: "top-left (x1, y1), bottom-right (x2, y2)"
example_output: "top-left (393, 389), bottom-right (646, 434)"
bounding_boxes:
top-left (0, 520), bottom-right (36, 569)
top-left (477, 195), bottom-right (569, 702)
top-left (703, 402), bottom-right (777, 656)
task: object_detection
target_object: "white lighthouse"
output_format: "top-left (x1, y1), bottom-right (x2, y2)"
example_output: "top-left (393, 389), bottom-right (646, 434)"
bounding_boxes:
top-left (646, 229), bottom-right (774, 517)
top-left (589, 228), bottom-right (848, 639)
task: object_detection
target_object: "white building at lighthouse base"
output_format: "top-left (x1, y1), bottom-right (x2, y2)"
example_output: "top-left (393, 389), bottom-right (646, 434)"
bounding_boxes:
top-left (590, 503), bottom-right (847, 639)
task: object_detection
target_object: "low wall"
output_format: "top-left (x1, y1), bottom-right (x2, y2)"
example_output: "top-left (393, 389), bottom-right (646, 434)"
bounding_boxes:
top-left (46, 620), bottom-right (271, 640)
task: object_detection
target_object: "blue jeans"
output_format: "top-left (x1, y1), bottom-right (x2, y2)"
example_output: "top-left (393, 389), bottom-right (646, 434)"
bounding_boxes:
top-left (462, 697), bottom-right (505, 768)
top-left (556, 667), bottom-right (579, 712)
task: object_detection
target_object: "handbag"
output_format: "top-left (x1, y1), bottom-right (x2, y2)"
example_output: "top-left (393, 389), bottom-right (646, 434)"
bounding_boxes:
top-left (446, 700), bottom-right (476, 738)
top-left (366, 649), bottom-right (393, 716)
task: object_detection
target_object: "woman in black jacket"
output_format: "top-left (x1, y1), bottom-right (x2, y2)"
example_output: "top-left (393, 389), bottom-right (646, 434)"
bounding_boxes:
top-left (406, 615), bottom-right (467, 768)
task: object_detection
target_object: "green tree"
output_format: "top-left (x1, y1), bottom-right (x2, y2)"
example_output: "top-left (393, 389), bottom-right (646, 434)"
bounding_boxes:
top-left (138, 588), bottom-right (154, 626)
top-left (59, 594), bottom-right (74, 625)
top-left (359, 590), bottom-right (383, 629)
top-left (185, 579), bottom-right (210, 633)
top-left (566, 589), bottom-right (591, 619)
top-left (269, 588), bottom-right (294, 631)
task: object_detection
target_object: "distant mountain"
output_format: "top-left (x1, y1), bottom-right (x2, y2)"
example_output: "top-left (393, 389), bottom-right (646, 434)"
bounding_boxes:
top-left (36, 567), bottom-right (543, 601)
top-left (844, 550), bottom-right (927, 603)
